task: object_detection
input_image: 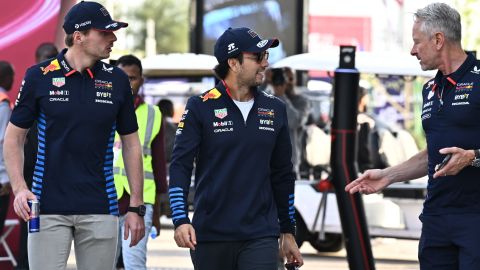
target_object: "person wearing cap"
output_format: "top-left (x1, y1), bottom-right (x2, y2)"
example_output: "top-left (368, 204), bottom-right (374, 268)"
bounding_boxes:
top-left (168, 27), bottom-right (304, 269)
top-left (3, 1), bottom-right (145, 270)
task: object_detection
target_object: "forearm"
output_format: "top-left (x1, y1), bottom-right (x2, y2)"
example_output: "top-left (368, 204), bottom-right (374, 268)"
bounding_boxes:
top-left (3, 123), bottom-right (28, 195)
top-left (383, 149), bottom-right (428, 184)
top-left (121, 133), bottom-right (144, 206)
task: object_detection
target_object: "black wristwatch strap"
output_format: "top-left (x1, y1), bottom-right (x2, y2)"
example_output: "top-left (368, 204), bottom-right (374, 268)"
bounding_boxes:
top-left (474, 149), bottom-right (480, 159)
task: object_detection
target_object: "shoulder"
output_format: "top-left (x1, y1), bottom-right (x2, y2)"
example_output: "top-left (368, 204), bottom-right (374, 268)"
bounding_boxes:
top-left (422, 79), bottom-right (435, 92)
top-left (258, 90), bottom-right (286, 107)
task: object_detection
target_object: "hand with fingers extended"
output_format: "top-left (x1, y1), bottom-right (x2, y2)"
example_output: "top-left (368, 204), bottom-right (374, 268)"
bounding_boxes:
top-left (174, 224), bottom-right (197, 250)
top-left (345, 169), bottom-right (392, 195)
top-left (13, 187), bottom-right (38, 222)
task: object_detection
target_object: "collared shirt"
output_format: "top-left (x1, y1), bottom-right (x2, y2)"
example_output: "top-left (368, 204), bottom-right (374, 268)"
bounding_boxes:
top-left (169, 81), bottom-right (296, 242)
top-left (421, 53), bottom-right (480, 215)
top-left (10, 48), bottom-right (138, 215)
top-left (0, 87), bottom-right (11, 185)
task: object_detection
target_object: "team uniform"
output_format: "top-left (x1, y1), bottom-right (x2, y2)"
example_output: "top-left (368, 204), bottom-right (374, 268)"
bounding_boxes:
top-left (169, 81), bottom-right (296, 268)
top-left (420, 53), bottom-right (480, 269)
top-left (10, 48), bottom-right (137, 269)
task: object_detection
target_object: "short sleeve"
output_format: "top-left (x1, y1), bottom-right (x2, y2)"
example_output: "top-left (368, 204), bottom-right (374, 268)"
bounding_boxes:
top-left (115, 75), bottom-right (138, 135)
top-left (10, 68), bottom-right (38, 129)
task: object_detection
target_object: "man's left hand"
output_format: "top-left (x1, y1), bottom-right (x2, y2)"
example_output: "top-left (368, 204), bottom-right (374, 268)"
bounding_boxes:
top-left (124, 212), bottom-right (145, 247)
top-left (433, 147), bottom-right (475, 178)
top-left (280, 233), bottom-right (304, 267)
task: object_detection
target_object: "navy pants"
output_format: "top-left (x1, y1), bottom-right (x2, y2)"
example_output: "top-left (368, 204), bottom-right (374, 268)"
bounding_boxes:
top-left (419, 214), bottom-right (480, 270)
top-left (190, 237), bottom-right (279, 270)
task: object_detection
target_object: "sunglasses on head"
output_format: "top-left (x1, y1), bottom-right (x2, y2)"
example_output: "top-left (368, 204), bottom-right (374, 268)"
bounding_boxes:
top-left (243, 51), bottom-right (269, 63)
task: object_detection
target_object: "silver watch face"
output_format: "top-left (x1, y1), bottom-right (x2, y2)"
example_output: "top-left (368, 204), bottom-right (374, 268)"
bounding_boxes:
top-left (472, 158), bottom-right (480, 167)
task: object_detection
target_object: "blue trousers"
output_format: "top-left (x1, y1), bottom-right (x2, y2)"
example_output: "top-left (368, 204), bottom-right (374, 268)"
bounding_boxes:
top-left (419, 213), bottom-right (480, 270)
top-left (190, 237), bottom-right (279, 270)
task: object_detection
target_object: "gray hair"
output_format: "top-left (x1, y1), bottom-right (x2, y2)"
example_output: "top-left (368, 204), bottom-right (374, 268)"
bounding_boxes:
top-left (414, 3), bottom-right (461, 43)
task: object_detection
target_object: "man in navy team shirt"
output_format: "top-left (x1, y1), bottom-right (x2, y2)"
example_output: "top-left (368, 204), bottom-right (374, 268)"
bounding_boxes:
top-left (346, 3), bottom-right (480, 269)
top-left (169, 27), bottom-right (303, 269)
top-left (3, 1), bottom-right (145, 269)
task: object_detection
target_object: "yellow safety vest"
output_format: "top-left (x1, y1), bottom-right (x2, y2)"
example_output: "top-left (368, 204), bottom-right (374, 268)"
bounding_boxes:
top-left (113, 103), bottom-right (162, 204)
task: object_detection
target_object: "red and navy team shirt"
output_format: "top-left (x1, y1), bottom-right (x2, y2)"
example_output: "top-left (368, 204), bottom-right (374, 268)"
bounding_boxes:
top-left (421, 53), bottom-right (480, 215)
top-left (10, 49), bottom-right (138, 215)
top-left (169, 81), bottom-right (296, 242)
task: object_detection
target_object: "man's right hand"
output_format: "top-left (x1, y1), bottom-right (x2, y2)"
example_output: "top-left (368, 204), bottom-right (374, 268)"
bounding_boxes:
top-left (345, 169), bottom-right (392, 195)
top-left (174, 224), bottom-right (197, 250)
top-left (13, 188), bottom-right (37, 221)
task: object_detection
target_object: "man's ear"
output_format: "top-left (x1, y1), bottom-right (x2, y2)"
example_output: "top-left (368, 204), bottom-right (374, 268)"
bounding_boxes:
top-left (434, 32), bottom-right (445, 50)
top-left (228, 58), bottom-right (239, 73)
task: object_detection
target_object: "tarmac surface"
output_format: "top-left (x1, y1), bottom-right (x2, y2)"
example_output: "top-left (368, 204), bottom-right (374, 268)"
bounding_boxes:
top-left (66, 218), bottom-right (420, 270)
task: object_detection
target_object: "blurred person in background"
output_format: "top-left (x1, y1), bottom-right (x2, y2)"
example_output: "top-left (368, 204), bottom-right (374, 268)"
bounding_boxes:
top-left (0, 61), bottom-right (14, 243)
top-left (114, 54), bottom-right (167, 270)
top-left (15, 42), bottom-right (59, 270)
top-left (347, 3), bottom-right (480, 269)
top-left (157, 98), bottom-right (176, 166)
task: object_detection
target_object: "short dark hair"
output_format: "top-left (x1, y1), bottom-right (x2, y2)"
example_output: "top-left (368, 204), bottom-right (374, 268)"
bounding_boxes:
top-left (35, 42), bottom-right (58, 63)
top-left (271, 68), bottom-right (286, 86)
top-left (116, 54), bottom-right (143, 75)
top-left (213, 54), bottom-right (244, 80)
top-left (64, 30), bottom-right (90, 47)
top-left (0, 61), bottom-right (14, 90)
top-left (158, 99), bottom-right (174, 118)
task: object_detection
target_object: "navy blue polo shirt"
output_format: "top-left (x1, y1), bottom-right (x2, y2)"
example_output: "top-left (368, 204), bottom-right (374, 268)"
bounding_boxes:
top-left (10, 49), bottom-right (138, 215)
top-left (421, 53), bottom-right (480, 215)
top-left (169, 81), bottom-right (296, 242)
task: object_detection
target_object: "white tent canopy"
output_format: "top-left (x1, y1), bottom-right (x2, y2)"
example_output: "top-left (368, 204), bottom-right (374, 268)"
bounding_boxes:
top-left (272, 51), bottom-right (436, 77)
top-left (142, 53), bottom-right (217, 77)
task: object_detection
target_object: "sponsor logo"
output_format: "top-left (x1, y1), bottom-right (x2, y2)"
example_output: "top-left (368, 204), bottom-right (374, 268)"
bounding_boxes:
top-left (471, 66), bottom-right (480, 74)
top-left (427, 90), bottom-right (434, 100)
top-left (259, 119), bottom-right (274, 125)
top-left (423, 101), bottom-right (433, 109)
top-left (52, 77), bottom-right (65, 88)
top-left (49, 90), bottom-right (69, 96)
top-left (201, 89), bottom-right (221, 102)
top-left (258, 108), bottom-right (274, 118)
top-left (41, 59), bottom-right (60, 75)
top-left (178, 122), bottom-right (184, 128)
top-left (257, 40), bottom-right (268, 48)
top-left (247, 29), bottom-right (258, 38)
top-left (422, 108), bottom-right (432, 114)
top-left (96, 92), bottom-right (112, 98)
top-left (214, 127), bottom-right (233, 133)
top-left (454, 93), bottom-right (469, 100)
top-left (180, 110), bottom-right (189, 121)
top-left (452, 101), bottom-right (470, 106)
top-left (75, 20), bottom-right (91, 29)
top-left (95, 99), bottom-right (113, 104)
top-left (421, 113), bottom-right (431, 121)
top-left (100, 7), bottom-right (109, 16)
top-left (426, 81), bottom-right (434, 89)
top-left (94, 79), bottom-right (113, 90)
top-left (214, 108), bottom-right (228, 119)
top-left (213, 121), bottom-right (233, 127)
top-left (176, 129), bottom-right (183, 135)
top-left (60, 60), bottom-right (70, 72)
top-left (15, 80), bottom-right (25, 106)
top-left (49, 97), bottom-right (69, 102)
top-left (259, 126), bottom-right (274, 132)
top-left (455, 82), bottom-right (474, 92)
top-left (105, 22), bottom-right (118, 29)
top-left (102, 64), bottom-right (113, 73)
top-left (227, 43), bottom-right (238, 54)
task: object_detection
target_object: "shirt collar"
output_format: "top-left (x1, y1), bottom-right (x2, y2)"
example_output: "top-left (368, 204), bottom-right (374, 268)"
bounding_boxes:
top-left (433, 53), bottom-right (476, 88)
top-left (56, 48), bottom-right (95, 79)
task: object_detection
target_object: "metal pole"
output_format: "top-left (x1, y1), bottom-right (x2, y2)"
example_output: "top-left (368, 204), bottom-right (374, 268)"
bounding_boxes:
top-left (330, 45), bottom-right (375, 270)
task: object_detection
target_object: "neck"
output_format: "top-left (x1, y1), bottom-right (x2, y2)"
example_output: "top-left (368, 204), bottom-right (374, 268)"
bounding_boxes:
top-left (224, 77), bottom-right (254, 102)
top-left (437, 44), bottom-right (468, 75)
top-left (64, 46), bottom-right (97, 73)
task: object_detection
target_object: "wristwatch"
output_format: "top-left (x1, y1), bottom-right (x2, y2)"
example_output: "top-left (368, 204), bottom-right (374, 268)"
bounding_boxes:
top-left (128, 205), bottom-right (146, 217)
top-left (471, 149), bottom-right (480, 167)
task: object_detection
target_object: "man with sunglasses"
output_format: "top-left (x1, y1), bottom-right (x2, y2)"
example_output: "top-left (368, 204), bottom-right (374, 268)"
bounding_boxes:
top-left (168, 27), bottom-right (304, 269)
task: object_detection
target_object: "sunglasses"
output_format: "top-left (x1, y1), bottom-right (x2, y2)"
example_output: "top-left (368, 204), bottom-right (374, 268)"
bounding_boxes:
top-left (243, 51), bottom-right (269, 63)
